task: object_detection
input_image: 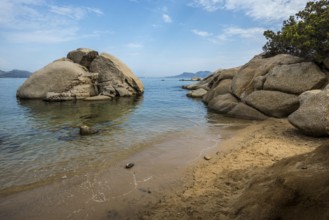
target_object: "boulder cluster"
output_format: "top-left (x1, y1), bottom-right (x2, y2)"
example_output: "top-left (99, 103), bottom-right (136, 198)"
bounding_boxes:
top-left (184, 54), bottom-right (329, 136)
top-left (16, 48), bottom-right (144, 101)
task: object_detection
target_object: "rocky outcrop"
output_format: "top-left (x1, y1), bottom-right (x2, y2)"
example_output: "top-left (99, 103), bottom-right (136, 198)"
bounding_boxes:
top-left (203, 79), bottom-right (232, 103)
top-left (89, 53), bottom-right (144, 96)
top-left (17, 48), bottom-right (144, 101)
top-left (67, 48), bottom-right (99, 70)
top-left (16, 60), bottom-right (97, 99)
top-left (208, 93), bottom-right (239, 114)
top-left (263, 62), bottom-right (326, 94)
top-left (245, 91), bottom-right (299, 118)
top-left (183, 53), bottom-right (328, 123)
top-left (227, 103), bottom-right (268, 120)
top-left (187, 88), bottom-right (207, 98)
top-left (288, 88), bottom-right (329, 136)
top-left (231, 54), bottom-right (303, 100)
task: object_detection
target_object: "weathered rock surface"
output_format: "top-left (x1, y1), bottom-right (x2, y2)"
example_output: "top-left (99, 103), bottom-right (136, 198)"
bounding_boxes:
top-left (17, 49), bottom-right (144, 101)
top-left (227, 103), bottom-right (268, 120)
top-left (231, 54), bottom-right (303, 99)
top-left (230, 143), bottom-right (329, 220)
top-left (288, 88), bottom-right (329, 136)
top-left (17, 60), bottom-right (96, 99)
top-left (187, 88), bottom-right (207, 98)
top-left (67, 48), bottom-right (99, 69)
top-left (245, 90), bottom-right (299, 118)
top-left (208, 93), bottom-right (239, 114)
top-left (264, 62), bottom-right (326, 94)
top-left (203, 79), bottom-right (232, 103)
top-left (186, 53), bottom-right (328, 122)
top-left (90, 53), bottom-right (144, 96)
top-left (252, 76), bottom-right (266, 90)
top-left (207, 68), bottom-right (239, 89)
top-left (79, 125), bottom-right (99, 135)
top-left (84, 95), bottom-right (112, 101)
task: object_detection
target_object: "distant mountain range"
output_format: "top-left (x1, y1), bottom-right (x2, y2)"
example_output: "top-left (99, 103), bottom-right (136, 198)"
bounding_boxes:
top-left (0, 69), bottom-right (32, 78)
top-left (167, 71), bottom-right (212, 79)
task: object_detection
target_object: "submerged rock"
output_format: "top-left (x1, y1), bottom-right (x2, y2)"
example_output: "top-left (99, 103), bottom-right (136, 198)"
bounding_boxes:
top-left (79, 125), bottom-right (99, 136)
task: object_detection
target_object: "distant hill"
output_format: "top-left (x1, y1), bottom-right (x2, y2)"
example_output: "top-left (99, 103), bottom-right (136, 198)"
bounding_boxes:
top-left (168, 71), bottom-right (212, 79)
top-left (0, 69), bottom-right (32, 78)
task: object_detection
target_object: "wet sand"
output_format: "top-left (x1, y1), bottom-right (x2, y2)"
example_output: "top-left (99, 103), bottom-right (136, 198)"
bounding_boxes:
top-left (3, 118), bottom-right (327, 220)
top-left (140, 119), bottom-right (329, 219)
top-left (0, 120), bottom-right (248, 220)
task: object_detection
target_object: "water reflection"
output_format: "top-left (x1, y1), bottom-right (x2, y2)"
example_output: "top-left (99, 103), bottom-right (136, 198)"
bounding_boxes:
top-left (206, 109), bottom-right (251, 131)
top-left (17, 96), bottom-right (143, 129)
top-left (0, 96), bottom-right (143, 192)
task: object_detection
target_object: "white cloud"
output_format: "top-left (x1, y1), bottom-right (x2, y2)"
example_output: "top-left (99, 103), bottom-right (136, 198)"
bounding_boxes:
top-left (162, 14), bottom-right (172, 23)
top-left (224, 27), bottom-right (265, 38)
top-left (189, 0), bottom-right (224, 12)
top-left (225, 0), bottom-right (308, 21)
top-left (192, 29), bottom-right (213, 37)
top-left (5, 28), bottom-right (78, 43)
top-left (190, 0), bottom-right (309, 21)
top-left (49, 6), bottom-right (103, 20)
top-left (125, 43), bottom-right (144, 49)
top-left (0, 0), bottom-right (104, 43)
top-left (191, 26), bottom-right (264, 43)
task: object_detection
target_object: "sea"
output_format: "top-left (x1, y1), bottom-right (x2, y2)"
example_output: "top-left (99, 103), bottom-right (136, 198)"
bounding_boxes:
top-left (0, 77), bottom-right (249, 219)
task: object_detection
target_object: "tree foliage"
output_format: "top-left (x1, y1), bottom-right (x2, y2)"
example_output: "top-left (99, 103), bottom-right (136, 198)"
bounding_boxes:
top-left (263, 0), bottom-right (329, 63)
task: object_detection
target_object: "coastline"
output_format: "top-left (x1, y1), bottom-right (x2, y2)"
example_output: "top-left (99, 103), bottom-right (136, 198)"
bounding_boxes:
top-left (0, 119), bottom-right (246, 220)
top-left (2, 117), bottom-right (328, 219)
top-left (140, 118), bottom-right (329, 219)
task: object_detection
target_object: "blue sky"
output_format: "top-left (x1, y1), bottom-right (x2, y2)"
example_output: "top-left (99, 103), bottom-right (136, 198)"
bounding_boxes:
top-left (0, 0), bottom-right (309, 77)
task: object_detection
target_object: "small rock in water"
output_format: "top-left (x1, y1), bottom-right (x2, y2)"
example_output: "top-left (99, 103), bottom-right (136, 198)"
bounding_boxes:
top-left (125, 163), bottom-right (134, 169)
top-left (79, 125), bottom-right (99, 135)
top-left (204, 155), bottom-right (212, 161)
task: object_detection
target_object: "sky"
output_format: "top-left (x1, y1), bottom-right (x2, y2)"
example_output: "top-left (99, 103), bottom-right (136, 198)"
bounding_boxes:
top-left (0, 0), bottom-right (310, 77)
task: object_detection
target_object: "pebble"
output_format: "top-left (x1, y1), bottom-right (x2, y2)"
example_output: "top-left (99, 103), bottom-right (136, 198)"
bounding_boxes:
top-left (125, 163), bottom-right (134, 169)
top-left (204, 155), bottom-right (211, 160)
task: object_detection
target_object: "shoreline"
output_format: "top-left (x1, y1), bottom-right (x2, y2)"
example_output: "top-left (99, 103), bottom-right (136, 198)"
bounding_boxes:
top-left (2, 118), bottom-right (328, 219)
top-left (140, 118), bottom-right (329, 219)
top-left (0, 119), bottom-right (247, 220)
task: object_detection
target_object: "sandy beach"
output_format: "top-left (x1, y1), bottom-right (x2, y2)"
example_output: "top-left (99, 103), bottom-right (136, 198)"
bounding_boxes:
top-left (2, 117), bottom-right (329, 220)
top-left (140, 118), bottom-right (329, 219)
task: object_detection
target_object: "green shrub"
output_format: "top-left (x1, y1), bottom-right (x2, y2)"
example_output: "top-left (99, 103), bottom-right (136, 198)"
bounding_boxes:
top-left (263, 0), bottom-right (329, 63)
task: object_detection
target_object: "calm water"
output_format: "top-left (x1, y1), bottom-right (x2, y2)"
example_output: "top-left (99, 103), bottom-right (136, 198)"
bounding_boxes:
top-left (0, 78), bottom-right (229, 194)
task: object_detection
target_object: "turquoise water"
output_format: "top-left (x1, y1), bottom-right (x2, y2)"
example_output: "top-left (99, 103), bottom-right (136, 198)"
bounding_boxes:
top-left (0, 78), bottom-right (222, 194)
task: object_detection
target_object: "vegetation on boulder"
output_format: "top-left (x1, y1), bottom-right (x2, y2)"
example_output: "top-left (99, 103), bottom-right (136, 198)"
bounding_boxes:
top-left (263, 0), bottom-right (329, 63)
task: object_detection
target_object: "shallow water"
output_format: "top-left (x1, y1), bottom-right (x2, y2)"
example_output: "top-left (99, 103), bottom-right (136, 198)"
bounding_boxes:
top-left (0, 77), bottom-right (251, 219)
top-left (0, 78), bottom-right (247, 194)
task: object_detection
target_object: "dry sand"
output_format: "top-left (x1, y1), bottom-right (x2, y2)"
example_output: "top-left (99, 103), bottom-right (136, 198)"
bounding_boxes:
top-left (140, 118), bottom-right (329, 220)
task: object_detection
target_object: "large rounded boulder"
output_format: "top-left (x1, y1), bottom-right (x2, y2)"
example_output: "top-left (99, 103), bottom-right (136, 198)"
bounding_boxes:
top-left (16, 48), bottom-right (144, 101)
top-left (16, 60), bottom-right (96, 99)
top-left (263, 62), bottom-right (326, 94)
top-left (288, 88), bottom-right (329, 136)
top-left (89, 53), bottom-right (144, 97)
top-left (231, 54), bottom-right (303, 99)
top-left (245, 90), bottom-right (299, 118)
